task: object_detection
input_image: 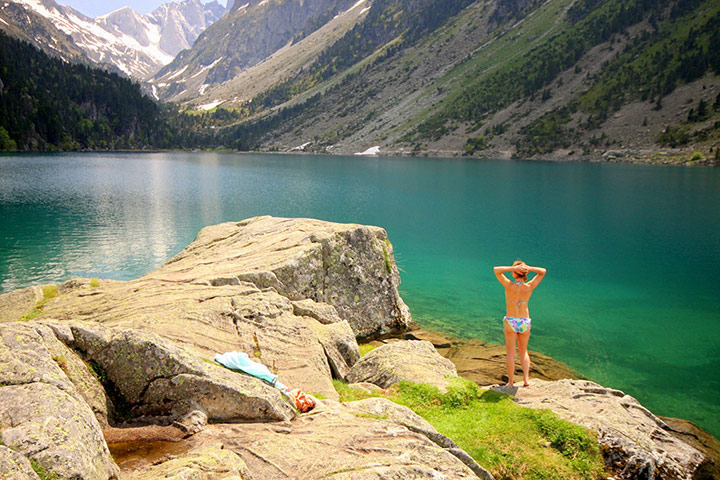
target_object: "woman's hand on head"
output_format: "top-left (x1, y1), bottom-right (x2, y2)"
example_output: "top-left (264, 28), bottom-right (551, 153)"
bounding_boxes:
top-left (515, 263), bottom-right (529, 275)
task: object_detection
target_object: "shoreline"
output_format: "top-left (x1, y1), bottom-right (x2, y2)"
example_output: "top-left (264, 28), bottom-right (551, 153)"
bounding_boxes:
top-left (2, 147), bottom-right (718, 167)
top-left (382, 324), bottom-right (720, 476)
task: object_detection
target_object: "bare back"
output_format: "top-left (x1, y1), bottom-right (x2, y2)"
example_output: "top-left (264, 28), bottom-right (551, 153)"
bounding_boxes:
top-left (494, 264), bottom-right (546, 318)
top-left (504, 281), bottom-right (533, 317)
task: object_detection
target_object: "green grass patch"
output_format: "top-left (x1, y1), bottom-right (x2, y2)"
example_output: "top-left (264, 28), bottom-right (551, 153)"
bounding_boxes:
top-left (352, 412), bottom-right (389, 420)
top-left (89, 278), bottom-right (100, 288)
top-left (358, 344), bottom-right (379, 357)
top-left (30, 459), bottom-right (59, 480)
top-left (334, 378), bottom-right (605, 480)
top-left (20, 284), bottom-right (59, 321)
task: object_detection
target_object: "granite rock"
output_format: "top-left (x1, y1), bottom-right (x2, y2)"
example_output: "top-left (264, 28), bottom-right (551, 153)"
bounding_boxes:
top-left (347, 340), bottom-right (458, 392)
top-left (0, 445), bottom-right (40, 480)
top-left (0, 322), bottom-right (119, 479)
top-left (514, 379), bottom-right (708, 480)
top-left (59, 321), bottom-right (296, 422)
top-left (123, 443), bottom-right (252, 480)
top-left (145, 216), bottom-right (412, 339)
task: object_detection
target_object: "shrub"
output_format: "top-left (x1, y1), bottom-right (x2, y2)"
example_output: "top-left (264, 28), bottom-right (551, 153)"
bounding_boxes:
top-left (690, 151), bottom-right (705, 162)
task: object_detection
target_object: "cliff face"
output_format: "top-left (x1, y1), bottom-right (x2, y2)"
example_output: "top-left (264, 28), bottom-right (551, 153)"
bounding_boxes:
top-left (0, 216), bottom-right (714, 479)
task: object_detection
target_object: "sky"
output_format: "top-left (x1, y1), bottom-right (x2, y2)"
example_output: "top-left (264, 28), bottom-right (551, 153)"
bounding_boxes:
top-left (60, 0), bottom-right (228, 17)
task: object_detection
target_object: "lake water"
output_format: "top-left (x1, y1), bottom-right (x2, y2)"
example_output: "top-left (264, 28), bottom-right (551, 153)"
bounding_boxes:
top-left (1, 152), bottom-right (719, 437)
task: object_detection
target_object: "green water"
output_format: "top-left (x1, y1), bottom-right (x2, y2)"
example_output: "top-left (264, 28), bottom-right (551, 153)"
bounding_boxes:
top-left (1, 152), bottom-right (719, 437)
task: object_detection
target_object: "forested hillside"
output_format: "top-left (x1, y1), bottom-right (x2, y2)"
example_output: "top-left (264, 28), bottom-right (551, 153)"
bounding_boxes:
top-left (0, 31), bottom-right (166, 151)
top-left (1, 0), bottom-right (718, 162)
top-left (185, 0), bottom-right (720, 163)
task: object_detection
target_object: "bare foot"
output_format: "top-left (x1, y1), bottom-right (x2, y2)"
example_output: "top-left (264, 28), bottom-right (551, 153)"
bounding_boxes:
top-left (505, 382), bottom-right (514, 386)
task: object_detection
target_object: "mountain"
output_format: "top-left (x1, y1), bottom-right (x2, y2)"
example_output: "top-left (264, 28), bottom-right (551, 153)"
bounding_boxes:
top-left (0, 30), bottom-right (167, 151)
top-left (96, 0), bottom-right (228, 59)
top-left (0, 1), bottom-right (91, 64)
top-left (151, 0), bottom-right (358, 102)
top-left (179, 0), bottom-right (720, 163)
top-left (0, 0), bottom-right (228, 79)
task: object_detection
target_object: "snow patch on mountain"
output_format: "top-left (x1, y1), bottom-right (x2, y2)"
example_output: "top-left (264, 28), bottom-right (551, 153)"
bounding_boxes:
top-left (10, 0), bottom-right (227, 79)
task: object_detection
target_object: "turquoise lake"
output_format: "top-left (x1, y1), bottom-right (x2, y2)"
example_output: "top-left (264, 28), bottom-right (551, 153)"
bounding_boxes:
top-left (1, 152), bottom-right (719, 437)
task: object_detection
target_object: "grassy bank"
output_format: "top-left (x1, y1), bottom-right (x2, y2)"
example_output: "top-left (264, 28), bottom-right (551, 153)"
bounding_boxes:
top-left (334, 377), bottom-right (606, 480)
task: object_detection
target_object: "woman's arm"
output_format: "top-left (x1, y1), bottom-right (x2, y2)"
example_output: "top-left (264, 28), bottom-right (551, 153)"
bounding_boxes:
top-left (493, 266), bottom-right (514, 286)
top-left (527, 266), bottom-right (547, 289)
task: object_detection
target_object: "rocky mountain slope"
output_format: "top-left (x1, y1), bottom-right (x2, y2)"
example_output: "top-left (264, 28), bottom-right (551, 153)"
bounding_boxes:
top-left (151, 0), bottom-right (359, 102)
top-left (174, 0), bottom-right (719, 163)
top-left (0, 0), bottom-right (228, 79)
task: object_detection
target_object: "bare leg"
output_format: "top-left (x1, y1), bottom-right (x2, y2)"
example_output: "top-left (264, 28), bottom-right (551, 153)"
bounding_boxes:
top-left (503, 320), bottom-right (517, 386)
top-left (517, 329), bottom-right (531, 386)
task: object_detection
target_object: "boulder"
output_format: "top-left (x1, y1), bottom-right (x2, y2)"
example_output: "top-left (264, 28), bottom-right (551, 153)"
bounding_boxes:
top-left (0, 322), bottom-right (119, 480)
top-left (302, 318), bottom-right (360, 380)
top-left (347, 340), bottom-right (458, 392)
top-left (0, 383), bottom-right (118, 480)
top-left (123, 443), bottom-right (251, 480)
top-left (0, 445), bottom-right (39, 480)
top-left (59, 321), bottom-right (297, 422)
top-left (144, 216), bottom-right (412, 339)
top-left (41, 282), bottom-right (339, 399)
top-left (514, 379), bottom-right (708, 480)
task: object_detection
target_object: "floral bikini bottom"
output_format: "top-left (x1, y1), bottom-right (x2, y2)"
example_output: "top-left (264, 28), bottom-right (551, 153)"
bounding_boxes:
top-left (504, 316), bottom-right (532, 334)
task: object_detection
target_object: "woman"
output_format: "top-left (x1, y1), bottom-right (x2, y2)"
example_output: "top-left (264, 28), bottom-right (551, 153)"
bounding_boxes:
top-left (493, 260), bottom-right (546, 386)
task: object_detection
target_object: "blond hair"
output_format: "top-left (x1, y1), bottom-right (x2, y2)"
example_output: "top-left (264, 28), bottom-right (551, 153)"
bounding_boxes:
top-left (512, 259), bottom-right (528, 282)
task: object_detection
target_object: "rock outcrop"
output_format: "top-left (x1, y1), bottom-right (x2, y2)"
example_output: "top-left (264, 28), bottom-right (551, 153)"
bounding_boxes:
top-left (347, 340), bottom-right (458, 392)
top-left (0, 323), bottom-right (119, 480)
top-left (145, 216), bottom-right (412, 339)
top-left (0, 217), bottom-right (426, 479)
top-left (118, 399), bottom-right (484, 479)
top-left (27, 216), bottom-right (411, 399)
top-left (56, 321), bottom-right (296, 422)
top-left (513, 379), bottom-right (708, 480)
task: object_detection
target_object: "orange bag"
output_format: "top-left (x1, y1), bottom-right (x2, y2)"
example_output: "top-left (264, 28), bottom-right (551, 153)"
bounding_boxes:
top-left (288, 388), bottom-right (315, 413)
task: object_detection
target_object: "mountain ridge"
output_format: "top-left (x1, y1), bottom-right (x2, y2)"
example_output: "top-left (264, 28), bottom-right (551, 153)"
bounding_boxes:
top-left (0, 0), bottom-right (228, 79)
top-left (173, 0), bottom-right (719, 164)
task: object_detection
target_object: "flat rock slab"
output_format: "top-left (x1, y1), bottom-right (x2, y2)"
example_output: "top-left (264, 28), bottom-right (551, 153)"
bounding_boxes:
top-left (347, 340), bottom-right (457, 392)
top-left (59, 321), bottom-right (297, 423)
top-left (0, 286), bottom-right (42, 322)
top-left (41, 281), bottom-right (340, 399)
top-left (514, 379), bottom-right (707, 480)
top-left (116, 400), bottom-right (483, 480)
top-left (123, 443), bottom-right (251, 480)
